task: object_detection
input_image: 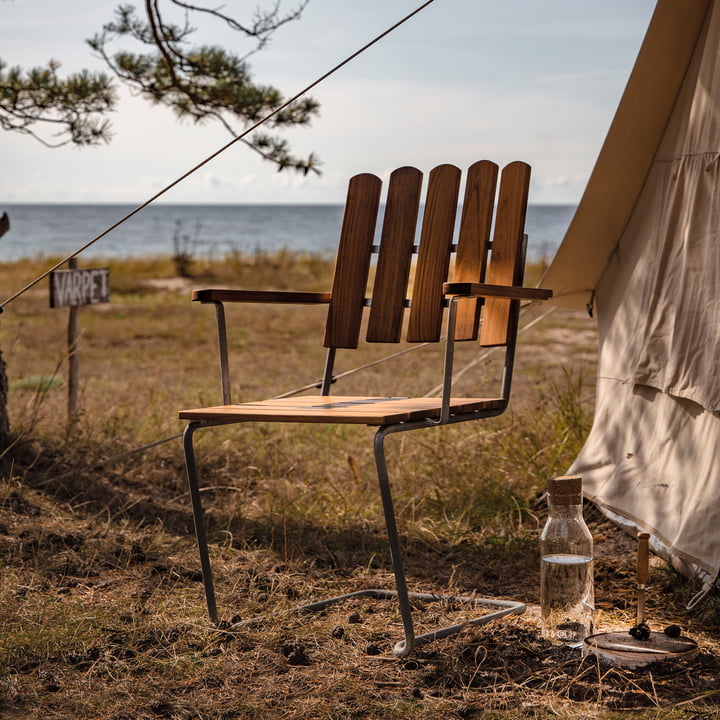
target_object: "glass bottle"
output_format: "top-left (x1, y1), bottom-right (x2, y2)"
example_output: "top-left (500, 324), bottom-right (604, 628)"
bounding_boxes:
top-left (540, 475), bottom-right (594, 644)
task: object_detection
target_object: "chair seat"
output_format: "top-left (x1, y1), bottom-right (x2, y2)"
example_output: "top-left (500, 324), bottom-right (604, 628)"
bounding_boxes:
top-left (179, 395), bottom-right (505, 426)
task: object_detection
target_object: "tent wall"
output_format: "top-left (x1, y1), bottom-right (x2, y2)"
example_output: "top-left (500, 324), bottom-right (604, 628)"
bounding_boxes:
top-left (550, 0), bottom-right (720, 595)
top-left (540, 0), bottom-right (712, 309)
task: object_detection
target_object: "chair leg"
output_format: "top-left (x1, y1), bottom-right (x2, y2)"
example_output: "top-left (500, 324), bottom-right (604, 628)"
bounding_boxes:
top-left (372, 424), bottom-right (527, 657)
top-left (183, 422), bottom-right (219, 624)
top-left (184, 420), bottom-right (526, 656)
top-left (374, 426), bottom-right (417, 657)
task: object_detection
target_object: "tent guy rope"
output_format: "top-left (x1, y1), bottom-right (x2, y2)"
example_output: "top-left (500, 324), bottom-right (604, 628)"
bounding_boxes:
top-left (0, 0), bottom-right (437, 312)
top-left (34, 300), bottom-right (553, 472)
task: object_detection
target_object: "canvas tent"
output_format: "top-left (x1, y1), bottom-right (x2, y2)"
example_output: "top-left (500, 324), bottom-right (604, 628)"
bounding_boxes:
top-left (540, 0), bottom-right (720, 602)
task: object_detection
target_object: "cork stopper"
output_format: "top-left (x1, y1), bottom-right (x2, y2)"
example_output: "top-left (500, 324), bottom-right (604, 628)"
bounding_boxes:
top-left (547, 475), bottom-right (583, 505)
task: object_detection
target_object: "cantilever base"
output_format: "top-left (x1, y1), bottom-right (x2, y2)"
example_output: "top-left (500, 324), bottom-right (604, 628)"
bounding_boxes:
top-left (184, 421), bottom-right (526, 658)
top-left (232, 588), bottom-right (526, 657)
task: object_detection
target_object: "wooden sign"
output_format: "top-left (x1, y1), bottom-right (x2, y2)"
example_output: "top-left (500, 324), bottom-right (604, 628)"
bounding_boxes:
top-left (50, 267), bottom-right (110, 308)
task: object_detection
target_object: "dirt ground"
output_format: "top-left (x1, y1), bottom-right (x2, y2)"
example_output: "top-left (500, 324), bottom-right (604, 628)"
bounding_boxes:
top-left (0, 260), bottom-right (718, 718)
top-left (1, 469), bottom-right (719, 720)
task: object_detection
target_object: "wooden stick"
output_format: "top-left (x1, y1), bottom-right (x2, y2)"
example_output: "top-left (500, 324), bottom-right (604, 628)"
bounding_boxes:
top-left (67, 258), bottom-right (79, 423)
top-left (637, 532), bottom-right (650, 585)
top-left (636, 532), bottom-right (651, 628)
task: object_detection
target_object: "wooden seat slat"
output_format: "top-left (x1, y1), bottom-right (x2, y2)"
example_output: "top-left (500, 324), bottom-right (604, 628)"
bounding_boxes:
top-left (179, 395), bottom-right (505, 426)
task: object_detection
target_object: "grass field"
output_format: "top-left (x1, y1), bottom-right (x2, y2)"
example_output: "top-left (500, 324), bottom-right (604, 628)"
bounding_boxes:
top-left (0, 253), bottom-right (718, 719)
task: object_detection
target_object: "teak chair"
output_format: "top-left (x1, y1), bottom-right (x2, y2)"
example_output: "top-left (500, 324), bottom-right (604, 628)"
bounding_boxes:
top-left (180, 160), bottom-right (552, 657)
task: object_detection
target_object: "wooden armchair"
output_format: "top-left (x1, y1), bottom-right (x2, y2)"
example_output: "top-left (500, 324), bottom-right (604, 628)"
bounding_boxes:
top-left (180, 160), bottom-right (552, 656)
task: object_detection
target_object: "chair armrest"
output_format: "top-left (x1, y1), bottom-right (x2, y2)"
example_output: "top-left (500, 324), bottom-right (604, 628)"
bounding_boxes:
top-left (192, 288), bottom-right (331, 304)
top-left (192, 288), bottom-right (331, 406)
top-left (443, 282), bottom-right (552, 301)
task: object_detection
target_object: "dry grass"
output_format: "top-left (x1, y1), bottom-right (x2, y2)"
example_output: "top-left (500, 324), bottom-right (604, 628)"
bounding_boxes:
top-left (0, 253), bottom-right (718, 719)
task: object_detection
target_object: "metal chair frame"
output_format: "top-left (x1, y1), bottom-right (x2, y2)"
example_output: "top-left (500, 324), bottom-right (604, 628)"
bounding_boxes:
top-left (180, 161), bottom-right (551, 656)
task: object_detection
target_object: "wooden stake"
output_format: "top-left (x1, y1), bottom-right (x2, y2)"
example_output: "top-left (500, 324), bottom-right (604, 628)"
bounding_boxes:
top-left (67, 258), bottom-right (79, 423)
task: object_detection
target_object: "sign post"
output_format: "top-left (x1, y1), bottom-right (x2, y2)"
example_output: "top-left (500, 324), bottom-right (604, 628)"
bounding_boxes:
top-left (67, 259), bottom-right (80, 421)
top-left (50, 262), bottom-right (110, 424)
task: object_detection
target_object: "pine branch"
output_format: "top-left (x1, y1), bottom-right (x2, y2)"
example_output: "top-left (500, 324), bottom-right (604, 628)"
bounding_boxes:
top-left (167, 0), bottom-right (309, 40)
top-left (0, 59), bottom-right (116, 147)
top-left (87, 1), bottom-right (320, 173)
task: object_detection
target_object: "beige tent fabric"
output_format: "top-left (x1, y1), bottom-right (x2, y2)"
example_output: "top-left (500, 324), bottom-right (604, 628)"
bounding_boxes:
top-left (578, 383), bottom-right (720, 581)
top-left (600, 60), bottom-right (720, 413)
top-left (539, 0), bottom-right (712, 309)
top-left (544, 0), bottom-right (720, 592)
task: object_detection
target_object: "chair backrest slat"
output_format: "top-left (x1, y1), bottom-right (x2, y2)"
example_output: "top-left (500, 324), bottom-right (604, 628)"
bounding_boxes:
top-left (323, 173), bottom-right (382, 349)
top-left (367, 166), bottom-right (423, 343)
top-left (479, 161), bottom-right (531, 347)
top-left (324, 160), bottom-right (531, 352)
top-left (407, 164), bottom-right (462, 343)
top-left (452, 160), bottom-right (499, 341)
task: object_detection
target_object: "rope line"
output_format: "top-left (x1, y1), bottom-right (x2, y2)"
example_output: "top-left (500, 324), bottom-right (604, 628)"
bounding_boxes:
top-left (272, 341), bottom-right (435, 399)
top-left (0, 0), bottom-right (437, 312)
top-left (274, 302), bottom-right (556, 400)
top-left (93, 431), bottom-right (184, 468)
top-left (26, 302), bottom-right (559, 484)
top-left (424, 303), bottom-right (557, 397)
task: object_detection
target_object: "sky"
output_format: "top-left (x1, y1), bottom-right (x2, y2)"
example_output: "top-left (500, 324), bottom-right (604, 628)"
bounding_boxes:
top-left (1, 0), bottom-right (658, 205)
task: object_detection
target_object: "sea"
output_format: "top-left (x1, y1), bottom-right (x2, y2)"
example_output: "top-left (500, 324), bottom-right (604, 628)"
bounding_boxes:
top-left (0, 204), bottom-right (574, 264)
